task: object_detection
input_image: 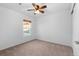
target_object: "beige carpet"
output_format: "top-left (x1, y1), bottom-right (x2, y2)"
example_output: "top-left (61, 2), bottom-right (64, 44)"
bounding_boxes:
top-left (0, 39), bottom-right (73, 56)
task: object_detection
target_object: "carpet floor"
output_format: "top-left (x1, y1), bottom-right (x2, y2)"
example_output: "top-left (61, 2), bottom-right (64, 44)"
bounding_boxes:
top-left (0, 39), bottom-right (73, 56)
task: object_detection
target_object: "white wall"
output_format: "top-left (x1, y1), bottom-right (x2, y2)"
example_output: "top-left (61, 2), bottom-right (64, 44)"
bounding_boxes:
top-left (36, 11), bottom-right (72, 47)
top-left (73, 4), bottom-right (79, 42)
top-left (0, 6), bottom-right (35, 50)
top-left (73, 3), bottom-right (79, 56)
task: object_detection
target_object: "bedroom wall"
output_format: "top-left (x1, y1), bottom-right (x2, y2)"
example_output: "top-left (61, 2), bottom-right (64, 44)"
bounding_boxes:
top-left (36, 11), bottom-right (72, 47)
top-left (73, 3), bottom-right (79, 56)
top-left (0, 6), bottom-right (35, 50)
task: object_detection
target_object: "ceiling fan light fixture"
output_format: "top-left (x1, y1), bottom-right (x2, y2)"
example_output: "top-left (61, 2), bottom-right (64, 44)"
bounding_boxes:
top-left (27, 3), bottom-right (47, 15)
top-left (34, 10), bottom-right (40, 14)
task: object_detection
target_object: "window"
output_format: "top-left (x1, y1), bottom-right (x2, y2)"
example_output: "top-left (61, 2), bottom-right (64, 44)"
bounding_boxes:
top-left (23, 19), bottom-right (32, 36)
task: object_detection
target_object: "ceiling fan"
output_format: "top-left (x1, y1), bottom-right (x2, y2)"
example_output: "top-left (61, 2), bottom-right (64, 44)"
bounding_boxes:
top-left (27, 3), bottom-right (47, 15)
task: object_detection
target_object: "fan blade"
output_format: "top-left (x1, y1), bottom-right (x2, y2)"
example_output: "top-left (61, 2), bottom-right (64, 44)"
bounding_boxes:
top-left (36, 5), bottom-right (39, 10)
top-left (32, 3), bottom-right (39, 10)
top-left (32, 3), bottom-right (36, 6)
top-left (27, 9), bottom-right (34, 11)
top-left (41, 5), bottom-right (47, 9)
top-left (39, 10), bottom-right (44, 13)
